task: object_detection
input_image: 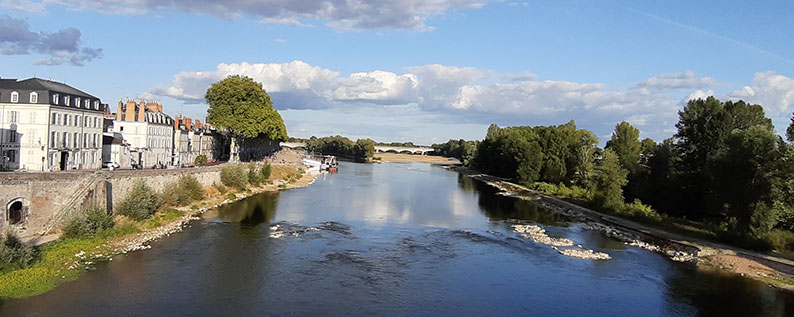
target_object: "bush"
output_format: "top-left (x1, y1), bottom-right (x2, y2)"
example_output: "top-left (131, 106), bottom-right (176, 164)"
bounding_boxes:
top-left (260, 163), bottom-right (271, 182)
top-left (0, 232), bottom-right (38, 273)
top-left (221, 164), bottom-right (248, 190)
top-left (194, 155), bottom-right (208, 166)
top-left (225, 193), bottom-right (237, 201)
top-left (213, 181), bottom-right (227, 194)
top-left (115, 180), bottom-right (162, 221)
top-left (619, 199), bottom-right (663, 222)
top-left (248, 165), bottom-right (261, 186)
top-left (161, 175), bottom-right (205, 207)
top-left (762, 230), bottom-right (794, 253)
top-left (62, 207), bottom-right (114, 238)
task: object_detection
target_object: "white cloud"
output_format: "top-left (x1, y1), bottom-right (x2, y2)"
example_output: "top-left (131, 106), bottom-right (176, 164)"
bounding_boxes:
top-left (638, 70), bottom-right (714, 90)
top-left (6, 0), bottom-right (493, 31)
top-left (151, 61), bottom-right (788, 143)
top-left (728, 71), bottom-right (794, 115)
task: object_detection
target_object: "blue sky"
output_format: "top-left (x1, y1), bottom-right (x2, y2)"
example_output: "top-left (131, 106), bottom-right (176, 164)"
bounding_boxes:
top-left (1, 0), bottom-right (793, 145)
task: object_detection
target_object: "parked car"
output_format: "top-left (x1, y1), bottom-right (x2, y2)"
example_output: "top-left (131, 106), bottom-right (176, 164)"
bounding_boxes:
top-left (102, 161), bottom-right (120, 169)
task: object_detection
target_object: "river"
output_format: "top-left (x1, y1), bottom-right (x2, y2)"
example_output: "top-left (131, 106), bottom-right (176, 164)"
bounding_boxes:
top-left (2, 161), bottom-right (794, 316)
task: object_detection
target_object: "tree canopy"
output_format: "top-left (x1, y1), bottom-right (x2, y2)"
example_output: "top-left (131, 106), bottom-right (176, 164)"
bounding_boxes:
top-left (205, 75), bottom-right (287, 142)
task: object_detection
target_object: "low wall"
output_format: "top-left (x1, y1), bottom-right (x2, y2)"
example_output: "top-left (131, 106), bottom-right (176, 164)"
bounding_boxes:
top-left (0, 166), bottom-right (224, 238)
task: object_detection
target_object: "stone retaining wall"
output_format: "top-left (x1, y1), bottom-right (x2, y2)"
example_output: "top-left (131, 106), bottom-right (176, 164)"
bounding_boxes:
top-left (0, 166), bottom-right (224, 238)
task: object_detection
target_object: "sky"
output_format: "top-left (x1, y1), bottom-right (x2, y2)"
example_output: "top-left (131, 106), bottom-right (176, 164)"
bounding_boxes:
top-left (1, 0), bottom-right (793, 145)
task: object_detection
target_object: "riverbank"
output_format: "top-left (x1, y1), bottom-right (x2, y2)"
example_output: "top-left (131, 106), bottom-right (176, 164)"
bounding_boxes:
top-left (0, 163), bottom-right (320, 300)
top-left (376, 153), bottom-right (460, 163)
top-left (447, 165), bottom-right (794, 291)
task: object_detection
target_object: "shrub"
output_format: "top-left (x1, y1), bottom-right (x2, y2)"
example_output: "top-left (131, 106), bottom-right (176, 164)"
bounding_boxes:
top-left (194, 155), bottom-right (208, 166)
top-left (762, 230), bottom-right (794, 253)
top-left (161, 175), bottom-right (204, 207)
top-left (225, 193), bottom-right (237, 201)
top-left (248, 165), bottom-right (261, 186)
top-left (620, 199), bottom-right (663, 221)
top-left (213, 181), bottom-right (227, 195)
top-left (221, 164), bottom-right (248, 190)
top-left (260, 163), bottom-right (271, 182)
top-left (62, 207), bottom-right (114, 238)
top-left (0, 232), bottom-right (38, 273)
top-left (115, 180), bottom-right (162, 221)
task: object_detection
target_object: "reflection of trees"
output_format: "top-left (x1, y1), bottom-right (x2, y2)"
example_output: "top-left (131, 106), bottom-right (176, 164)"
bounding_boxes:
top-left (459, 175), bottom-right (566, 224)
top-left (216, 192), bottom-right (279, 226)
top-left (666, 266), bottom-right (794, 316)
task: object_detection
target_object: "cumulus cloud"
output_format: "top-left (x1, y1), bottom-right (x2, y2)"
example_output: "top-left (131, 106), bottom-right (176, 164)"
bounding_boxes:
top-left (5, 0), bottom-right (493, 31)
top-left (728, 71), bottom-right (794, 115)
top-left (638, 70), bottom-right (714, 90)
top-left (0, 15), bottom-right (102, 66)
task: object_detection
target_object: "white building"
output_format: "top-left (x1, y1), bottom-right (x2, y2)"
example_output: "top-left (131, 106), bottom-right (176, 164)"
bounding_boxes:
top-left (0, 77), bottom-right (104, 171)
top-left (112, 101), bottom-right (174, 168)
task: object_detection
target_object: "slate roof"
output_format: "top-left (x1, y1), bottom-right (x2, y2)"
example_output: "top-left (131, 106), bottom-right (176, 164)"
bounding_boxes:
top-left (0, 77), bottom-right (98, 99)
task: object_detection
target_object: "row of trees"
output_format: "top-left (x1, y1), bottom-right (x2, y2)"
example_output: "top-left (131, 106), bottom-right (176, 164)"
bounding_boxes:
top-left (303, 136), bottom-right (376, 162)
top-left (466, 97), bottom-right (794, 236)
top-left (431, 139), bottom-right (479, 166)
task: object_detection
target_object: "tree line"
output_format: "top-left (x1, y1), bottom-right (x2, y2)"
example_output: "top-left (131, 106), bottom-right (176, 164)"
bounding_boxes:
top-left (443, 97), bottom-right (794, 241)
top-left (300, 135), bottom-right (376, 162)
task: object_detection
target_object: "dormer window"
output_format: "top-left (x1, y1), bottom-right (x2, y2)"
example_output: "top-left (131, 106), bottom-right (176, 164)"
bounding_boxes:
top-left (84, 99), bottom-right (89, 108)
top-left (65, 96), bottom-right (70, 106)
top-left (10, 91), bottom-right (18, 103)
top-left (30, 92), bottom-right (38, 103)
top-left (93, 100), bottom-right (99, 110)
top-left (76, 97), bottom-right (81, 108)
top-left (53, 94), bottom-right (59, 104)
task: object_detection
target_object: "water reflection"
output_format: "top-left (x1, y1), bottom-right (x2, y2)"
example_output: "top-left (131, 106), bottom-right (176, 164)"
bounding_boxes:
top-left (456, 173), bottom-right (568, 225)
top-left (216, 192), bottom-right (279, 226)
top-left (667, 266), bottom-right (794, 316)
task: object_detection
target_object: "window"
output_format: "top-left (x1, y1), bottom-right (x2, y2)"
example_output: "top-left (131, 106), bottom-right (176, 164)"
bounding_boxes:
top-left (51, 132), bottom-right (56, 147)
top-left (64, 114), bottom-right (69, 126)
top-left (76, 97), bottom-right (81, 108)
top-left (7, 150), bottom-right (15, 163)
top-left (52, 113), bottom-right (57, 125)
top-left (10, 111), bottom-right (18, 123)
top-left (10, 91), bottom-right (18, 103)
top-left (64, 133), bottom-right (69, 148)
top-left (9, 130), bottom-right (16, 143)
top-left (74, 132), bottom-right (79, 148)
top-left (65, 96), bottom-right (70, 106)
top-left (83, 133), bottom-right (88, 148)
top-left (94, 117), bottom-right (99, 128)
top-left (84, 99), bottom-right (89, 109)
top-left (75, 116), bottom-right (80, 127)
top-left (30, 112), bottom-right (36, 124)
top-left (53, 94), bottom-right (59, 105)
top-left (30, 92), bottom-right (38, 103)
top-left (93, 101), bottom-right (99, 110)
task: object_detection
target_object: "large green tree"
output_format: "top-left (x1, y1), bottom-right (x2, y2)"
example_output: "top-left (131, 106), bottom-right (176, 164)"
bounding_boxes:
top-left (606, 121), bottom-right (642, 172)
top-left (787, 111), bottom-right (794, 143)
top-left (205, 75), bottom-right (287, 142)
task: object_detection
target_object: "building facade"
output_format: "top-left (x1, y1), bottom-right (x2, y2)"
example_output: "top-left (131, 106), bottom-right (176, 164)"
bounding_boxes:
top-left (0, 77), bottom-right (104, 171)
top-left (112, 100), bottom-right (174, 168)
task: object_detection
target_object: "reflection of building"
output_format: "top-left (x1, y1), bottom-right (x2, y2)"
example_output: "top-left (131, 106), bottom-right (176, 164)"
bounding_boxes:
top-left (112, 100), bottom-right (174, 168)
top-left (0, 77), bottom-right (104, 171)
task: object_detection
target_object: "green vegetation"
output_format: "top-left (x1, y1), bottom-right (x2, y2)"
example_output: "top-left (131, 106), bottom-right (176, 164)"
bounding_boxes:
top-left (470, 97), bottom-right (794, 253)
top-left (260, 163), bottom-right (271, 182)
top-left (221, 164), bottom-right (248, 190)
top-left (115, 180), bottom-right (162, 221)
top-left (205, 75), bottom-right (287, 142)
top-left (161, 175), bottom-right (204, 207)
top-left (304, 135), bottom-right (376, 162)
top-left (0, 232), bottom-right (38, 274)
top-left (194, 155), bottom-right (208, 166)
top-left (62, 207), bottom-right (114, 239)
top-left (432, 139), bottom-right (479, 165)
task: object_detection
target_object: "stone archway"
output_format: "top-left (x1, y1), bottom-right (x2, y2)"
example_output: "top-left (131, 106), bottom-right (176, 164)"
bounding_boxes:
top-left (8, 201), bottom-right (23, 224)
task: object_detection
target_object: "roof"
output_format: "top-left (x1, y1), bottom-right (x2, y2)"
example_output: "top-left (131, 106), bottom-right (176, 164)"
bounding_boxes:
top-left (0, 77), bottom-right (98, 99)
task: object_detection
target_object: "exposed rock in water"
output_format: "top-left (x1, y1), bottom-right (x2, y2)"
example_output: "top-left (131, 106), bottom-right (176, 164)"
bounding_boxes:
top-left (512, 224), bottom-right (573, 247)
top-left (556, 247), bottom-right (611, 260)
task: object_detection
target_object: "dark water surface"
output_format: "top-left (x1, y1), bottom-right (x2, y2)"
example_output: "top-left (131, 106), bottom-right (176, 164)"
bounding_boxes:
top-left (3, 162), bottom-right (794, 316)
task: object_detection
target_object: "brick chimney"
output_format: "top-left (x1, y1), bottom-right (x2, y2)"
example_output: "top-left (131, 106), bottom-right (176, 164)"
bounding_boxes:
top-left (116, 101), bottom-right (123, 121)
top-left (174, 115), bottom-right (180, 130)
top-left (146, 102), bottom-right (162, 113)
top-left (194, 119), bottom-right (202, 129)
top-left (125, 100), bottom-right (136, 122)
top-left (137, 101), bottom-right (146, 122)
top-left (182, 117), bottom-right (192, 130)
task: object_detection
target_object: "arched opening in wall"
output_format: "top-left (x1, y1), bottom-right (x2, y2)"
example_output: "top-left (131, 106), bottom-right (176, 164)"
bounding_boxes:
top-left (8, 201), bottom-right (23, 224)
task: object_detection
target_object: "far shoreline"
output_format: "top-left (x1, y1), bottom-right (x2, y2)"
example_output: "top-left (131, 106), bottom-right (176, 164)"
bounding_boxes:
top-left (375, 153), bottom-right (460, 164)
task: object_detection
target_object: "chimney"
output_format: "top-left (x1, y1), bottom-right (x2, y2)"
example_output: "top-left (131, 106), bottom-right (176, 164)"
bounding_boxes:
top-left (125, 100), bottom-right (136, 122)
top-left (182, 117), bottom-right (192, 130)
top-left (194, 119), bottom-right (202, 129)
top-left (137, 101), bottom-right (146, 122)
top-left (146, 102), bottom-right (162, 113)
top-left (174, 115), bottom-right (179, 130)
top-left (116, 101), bottom-right (123, 121)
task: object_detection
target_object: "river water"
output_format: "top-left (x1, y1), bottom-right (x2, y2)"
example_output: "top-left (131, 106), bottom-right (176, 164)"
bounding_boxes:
top-left (2, 162), bottom-right (794, 316)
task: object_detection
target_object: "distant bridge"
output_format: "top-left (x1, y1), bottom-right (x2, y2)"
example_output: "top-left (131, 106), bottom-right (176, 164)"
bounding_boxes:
top-left (280, 142), bottom-right (434, 155)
